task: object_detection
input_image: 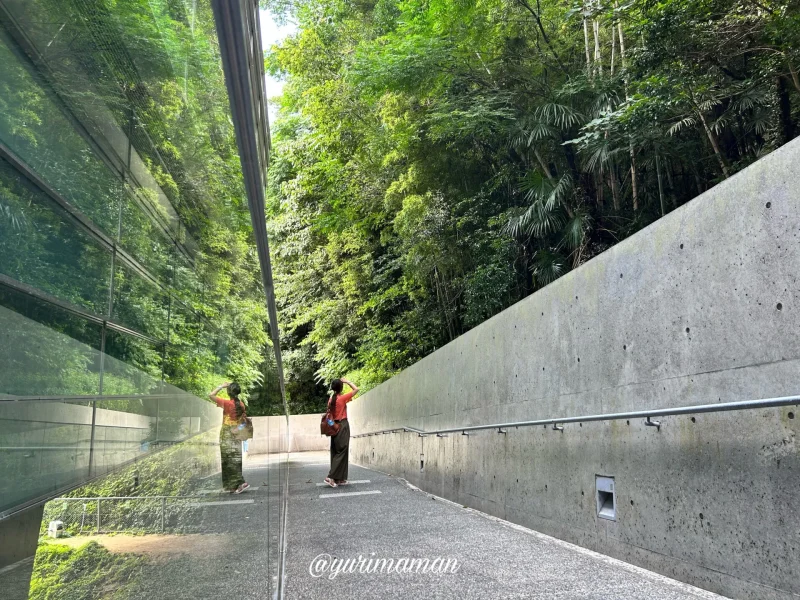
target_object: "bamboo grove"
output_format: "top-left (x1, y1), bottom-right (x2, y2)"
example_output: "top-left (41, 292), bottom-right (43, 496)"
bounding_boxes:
top-left (263, 0), bottom-right (800, 411)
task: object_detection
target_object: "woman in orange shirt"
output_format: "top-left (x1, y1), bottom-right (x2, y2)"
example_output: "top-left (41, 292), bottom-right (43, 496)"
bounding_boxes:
top-left (324, 377), bottom-right (359, 488)
top-left (209, 381), bottom-right (250, 494)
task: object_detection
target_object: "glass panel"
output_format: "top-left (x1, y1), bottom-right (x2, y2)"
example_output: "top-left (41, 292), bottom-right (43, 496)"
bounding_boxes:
top-left (111, 262), bottom-right (169, 341)
top-left (0, 28), bottom-right (125, 237)
top-left (0, 397), bottom-right (96, 515)
top-left (103, 329), bottom-right (164, 396)
top-left (119, 192), bottom-right (175, 286)
top-left (0, 285), bottom-right (103, 397)
top-left (0, 0), bottom-right (132, 169)
top-left (0, 290), bottom-right (218, 515)
top-left (0, 157), bottom-right (112, 315)
top-left (164, 299), bottom-right (218, 397)
top-left (0, 389), bottom-right (218, 517)
top-left (172, 248), bottom-right (201, 306)
top-left (0, 2), bottom-right (289, 598)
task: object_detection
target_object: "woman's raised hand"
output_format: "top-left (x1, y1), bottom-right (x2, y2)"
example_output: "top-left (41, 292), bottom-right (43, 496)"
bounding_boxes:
top-left (341, 378), bottom-right (359, 393)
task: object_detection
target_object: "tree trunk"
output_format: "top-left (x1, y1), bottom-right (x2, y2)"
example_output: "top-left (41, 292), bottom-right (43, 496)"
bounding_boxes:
top-left (583, 13), bottom-right (592, 79)
top-left (629, 145), bottom-right (638, 210)
top-left (616, 6), bottom-right (626, 68)
top-left (433, 268), bottom-right (455, 342)
top-left (616, 5), bottom-right (638, 210)
top-left (593, 19), bottom-right (602, 77)
top-left (534, 148), bottom-right (555, 182)
top-left (696, 109), bottom-right (730, 178)
top-left (597, 171), bottom-right (604, 207)
top-left (610, 21), bottom-right (616, 77)
top-left (777, 75), bottom-right (796, 144)
top-left (656, 152), bottom-right (665, 216)
top-left (609, 169), bottom-right (620, 210)
top-left (692, 167), bottom-right (704, 195)
top-left (665, 162), bottom-right (676, 207)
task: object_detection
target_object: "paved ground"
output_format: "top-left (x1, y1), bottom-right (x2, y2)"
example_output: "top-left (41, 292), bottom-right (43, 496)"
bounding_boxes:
top-left (2, 450), bottom-right (730, 599)
top-left (0, 452), bottom-right (288, 600)
top-left (0, 558), bottom-right (34, 600)
top-left (285, 451), bottom-right (728, 600)
top-left (126, 451), bottom-right (287, 599)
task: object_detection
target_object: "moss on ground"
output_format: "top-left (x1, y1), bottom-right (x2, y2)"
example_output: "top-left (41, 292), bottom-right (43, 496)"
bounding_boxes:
top-left (29, 541), bottom-right (144, 600)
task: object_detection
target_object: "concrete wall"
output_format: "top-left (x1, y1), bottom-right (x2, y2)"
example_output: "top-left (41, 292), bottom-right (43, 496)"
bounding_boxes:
top-left (248, 414), bottom-right (329, 454)
top-left (0, 399), bottom-right (219, 517)
top-left (0, 504), bottom-right (44, 600)
top-left (348, 139), bottom-right (800, 599)
top-left (0, 504), bottom-right (43, 569)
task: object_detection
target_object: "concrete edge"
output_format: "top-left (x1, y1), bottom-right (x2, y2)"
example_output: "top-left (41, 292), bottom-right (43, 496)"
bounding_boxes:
top-left (352, 460), bottom-right (729, 600)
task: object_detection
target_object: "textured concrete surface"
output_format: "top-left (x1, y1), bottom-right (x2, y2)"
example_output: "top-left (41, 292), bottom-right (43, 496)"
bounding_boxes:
top-left (0, 504), bottom-right (43, 571)
top-left (249, 414), bottom-right (328, 454)
top-left (348, 137), bottom-right (800, 599)
top-left (0, 505), bottom-right (44, 600)
top-left (285, 451), bottom-right (727, 599)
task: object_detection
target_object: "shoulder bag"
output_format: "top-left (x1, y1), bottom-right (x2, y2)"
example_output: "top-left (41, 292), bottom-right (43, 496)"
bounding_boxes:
top-left (320, 395), bottom-right (340, 436)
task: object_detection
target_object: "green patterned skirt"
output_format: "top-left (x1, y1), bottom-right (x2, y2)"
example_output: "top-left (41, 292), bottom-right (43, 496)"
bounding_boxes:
top-left (220, 425), bottom-right (245, 491)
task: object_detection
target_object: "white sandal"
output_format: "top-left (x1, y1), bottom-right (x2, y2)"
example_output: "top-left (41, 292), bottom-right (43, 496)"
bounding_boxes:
top-left (324, 477), bottom-right (337, 488)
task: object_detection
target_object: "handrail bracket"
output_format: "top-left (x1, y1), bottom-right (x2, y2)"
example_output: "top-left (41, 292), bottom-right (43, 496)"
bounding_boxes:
top-left (645, 416), bottom-right (661, 431)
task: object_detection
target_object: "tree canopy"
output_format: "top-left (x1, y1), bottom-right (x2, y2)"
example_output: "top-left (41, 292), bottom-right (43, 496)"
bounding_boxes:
top-left (263, 0), bottom-right (800, 411)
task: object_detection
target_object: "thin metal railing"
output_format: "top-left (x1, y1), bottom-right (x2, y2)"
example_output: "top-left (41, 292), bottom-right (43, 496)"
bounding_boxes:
top-left (352, 394), bottom-right (800, 438)
top-left (46, 495), bottom-right (206, 535)
top-left (0, 392), bottom-right (197, 403)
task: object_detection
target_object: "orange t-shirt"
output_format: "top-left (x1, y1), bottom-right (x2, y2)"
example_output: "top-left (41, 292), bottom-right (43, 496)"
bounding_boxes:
top-left (327, 391), bottom-right (356, 421)
top-left (212, 396), bottom-right (246, 425)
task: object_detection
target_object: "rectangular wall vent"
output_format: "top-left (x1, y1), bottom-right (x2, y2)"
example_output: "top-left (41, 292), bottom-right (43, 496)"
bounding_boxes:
top-left (596, 476), bottom-right (616, 521)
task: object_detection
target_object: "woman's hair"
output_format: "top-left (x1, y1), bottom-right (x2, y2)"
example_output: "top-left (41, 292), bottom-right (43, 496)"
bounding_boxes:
top-left (227, 382), bottom-right (244, 419)
top-left (329, 379), bottom-right (343, 418)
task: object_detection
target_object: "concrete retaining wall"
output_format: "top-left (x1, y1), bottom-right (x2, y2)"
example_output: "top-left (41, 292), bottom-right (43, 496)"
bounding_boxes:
top-left (248, 414), bottom-right (328, 454)
top-left (0, 399), bottom-right (219, 517)
top-left (348, 139), bottom-right (800, 599)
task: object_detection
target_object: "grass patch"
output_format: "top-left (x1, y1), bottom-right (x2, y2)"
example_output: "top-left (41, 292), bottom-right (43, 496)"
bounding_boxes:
top-left (29, 541), bottom-right (144, 600)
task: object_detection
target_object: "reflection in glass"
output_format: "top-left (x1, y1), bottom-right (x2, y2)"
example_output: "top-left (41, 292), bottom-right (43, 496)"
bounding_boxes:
top-left (103, 330), bottom-right (164, 395)
top-left (119, 193), bottom-right (176, 286)
top-left (0, 28), bottom-right (125, 237)
top-left (0, 286), bottom-right (103, 397)
top-left (0, 1), bottom-right (288, 598)
top-left (111, 263), bottom-right (169, 342)
top-left (0, 158), bottom-right (112, 316)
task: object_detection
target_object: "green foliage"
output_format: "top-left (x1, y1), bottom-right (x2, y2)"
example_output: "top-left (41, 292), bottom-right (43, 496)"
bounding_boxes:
top-left (29, 542), bottom-right (144, 600)
top-left (263, 0), bottom-right (800, 409)
top-left (0, 0), bottom-right (274, 407)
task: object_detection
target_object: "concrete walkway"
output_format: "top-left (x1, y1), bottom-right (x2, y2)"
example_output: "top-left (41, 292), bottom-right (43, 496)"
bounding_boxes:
top-left (3, 450), bottom-right (731, 599)
top-left (285, 451), bottom-right (727, 600)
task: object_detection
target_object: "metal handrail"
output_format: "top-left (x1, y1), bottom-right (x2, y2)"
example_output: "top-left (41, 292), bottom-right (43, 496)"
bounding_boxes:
top-left (352, 394), bottom-right (800, 438)
top-left (0, 393), bottom-right (199, 403)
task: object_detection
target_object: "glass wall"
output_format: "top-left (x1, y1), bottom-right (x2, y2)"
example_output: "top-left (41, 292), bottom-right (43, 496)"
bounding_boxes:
top-left (0, 0), bottom-right (287, 598)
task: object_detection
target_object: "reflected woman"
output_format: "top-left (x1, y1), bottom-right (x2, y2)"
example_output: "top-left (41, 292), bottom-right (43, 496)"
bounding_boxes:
top-left (209, 381), bottom-right (250, 494)
top-left (324, 378), bottom-right (360, 488)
